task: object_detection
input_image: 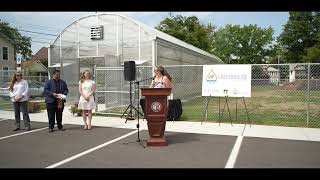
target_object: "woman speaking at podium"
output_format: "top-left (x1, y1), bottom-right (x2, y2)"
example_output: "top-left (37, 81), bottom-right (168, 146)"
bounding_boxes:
top-left (149, 65), bottom-right (172, 89)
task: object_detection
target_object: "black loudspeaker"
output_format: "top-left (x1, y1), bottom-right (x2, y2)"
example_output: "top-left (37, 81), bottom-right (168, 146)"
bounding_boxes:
top-left (124, 61), bottom-right (136, 81)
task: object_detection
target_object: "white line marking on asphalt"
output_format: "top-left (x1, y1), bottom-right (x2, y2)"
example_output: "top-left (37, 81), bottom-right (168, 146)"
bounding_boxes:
top-left (46, 129), bottom-right (139, 168)
top-left (0, 119), bottom-right (10, 122)
top-left (225, 136), bottom-right (243, 168)
top-left (0, 127), bottom-right (49, 140)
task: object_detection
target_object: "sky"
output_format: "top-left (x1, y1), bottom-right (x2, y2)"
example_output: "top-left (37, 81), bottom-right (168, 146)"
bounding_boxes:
top-left (0, 12), bottom-right (289, 55)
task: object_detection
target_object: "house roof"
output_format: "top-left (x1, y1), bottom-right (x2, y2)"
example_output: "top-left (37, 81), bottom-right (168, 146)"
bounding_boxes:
top-left (267, 67), bottom-right (279, 72)
top-left (32, 47), bottom-right (48, 61)
top-left (0, 31), bottom-right (15, 45)
top-left (21, 60), bottom-right (47, 72)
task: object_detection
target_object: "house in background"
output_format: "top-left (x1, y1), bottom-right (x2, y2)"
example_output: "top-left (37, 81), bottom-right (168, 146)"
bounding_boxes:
top-left (0, 32), bottom-right (16, 83)
top-left (289, 64), bottom-right (307, 82)
top-left (267, 66), bottom-right (280, 84)
top-left (32, 47), bottom-right (48, 68)
top-left (21, 59), bottom-right (48, 82)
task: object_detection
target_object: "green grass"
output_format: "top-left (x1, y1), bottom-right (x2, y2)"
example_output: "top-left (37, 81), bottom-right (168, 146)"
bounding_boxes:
top-left (178, 87), bottom-right (320, 128)
top-left (101, 87), bottom-right (320, 128)
top-left (0, 99), bottom-right (13, 110)
top-left (0, 99), bottom-right (47, 112)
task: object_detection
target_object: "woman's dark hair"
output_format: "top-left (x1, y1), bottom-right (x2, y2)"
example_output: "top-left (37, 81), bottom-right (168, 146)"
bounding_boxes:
top-left (157, 65), bottom-right (172, 82)
top-left (53, 69), bottom-right (60, 75)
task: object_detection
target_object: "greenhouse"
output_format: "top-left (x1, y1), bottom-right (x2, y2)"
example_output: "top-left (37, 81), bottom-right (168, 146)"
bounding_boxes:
top-left (49, 13), bottom-right (223, 114)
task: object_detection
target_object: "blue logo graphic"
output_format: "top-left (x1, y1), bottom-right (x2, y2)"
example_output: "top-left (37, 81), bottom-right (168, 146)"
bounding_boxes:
top-left (206, 69), bottom-right (217, 84)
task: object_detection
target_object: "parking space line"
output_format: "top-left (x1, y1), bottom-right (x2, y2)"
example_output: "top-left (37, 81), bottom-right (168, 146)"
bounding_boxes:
top-left (0, 119), bottom-right (10, 122)
top-left (0, 127), bottom-right (48, 140)
top-left (225, 136), bottom-right (243, 168)
top-left (46, 129), bottom-right (139, 168)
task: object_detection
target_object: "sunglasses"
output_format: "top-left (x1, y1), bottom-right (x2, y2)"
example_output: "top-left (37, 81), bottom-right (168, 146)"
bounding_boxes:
top-left (16, 74), bottom-right (22, 77)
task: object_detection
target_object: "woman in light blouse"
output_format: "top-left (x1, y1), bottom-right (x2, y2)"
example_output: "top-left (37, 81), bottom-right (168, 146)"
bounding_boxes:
top-left (9, 71), bottom-right (31, 131)
top-left (149, 65), bottom-right (172, 88)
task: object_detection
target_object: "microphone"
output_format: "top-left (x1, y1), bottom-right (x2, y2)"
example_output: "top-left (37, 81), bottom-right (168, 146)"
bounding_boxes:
top-left (135, 76), bottom-right (156, 83)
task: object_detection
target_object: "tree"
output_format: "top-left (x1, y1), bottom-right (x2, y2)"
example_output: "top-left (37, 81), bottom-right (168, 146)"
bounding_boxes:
top-left (277, 12), bottom-right (319, 63)
top-left (155, 13), bottom-right (215, 52)
top-left (0, 20), bottom-right (32, 59)
top-left (211, 24), bottom-right (275, 64)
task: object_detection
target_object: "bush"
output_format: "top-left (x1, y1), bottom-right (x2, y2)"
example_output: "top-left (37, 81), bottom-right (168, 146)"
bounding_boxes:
top-left (28, 101), bottom-right (41, 113)
top-left (69, 102), bottom-right (82, 116)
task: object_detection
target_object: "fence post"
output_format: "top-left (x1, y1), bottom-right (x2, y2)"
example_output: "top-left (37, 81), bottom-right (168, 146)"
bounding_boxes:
top-left (307, 64), bottom-right (310, 126)
top-left (94, 65), bottom-right (98, 112)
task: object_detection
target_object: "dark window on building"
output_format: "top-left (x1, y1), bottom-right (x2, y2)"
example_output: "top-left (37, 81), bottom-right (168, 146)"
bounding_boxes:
top-left (3, 47), bottom-right (8, 60)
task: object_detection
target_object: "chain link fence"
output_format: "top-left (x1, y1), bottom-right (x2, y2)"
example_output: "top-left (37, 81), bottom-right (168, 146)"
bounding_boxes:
top-left (1, 64), bottom-right (319, 128)
top-left (94, 63), bottom-right (320, 128)
top-left (0, 70), bottom-right (48, 110)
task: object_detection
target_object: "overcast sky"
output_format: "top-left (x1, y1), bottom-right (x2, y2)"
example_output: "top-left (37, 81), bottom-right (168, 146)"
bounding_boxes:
top-left (0, 12), bottom-right (289, 54)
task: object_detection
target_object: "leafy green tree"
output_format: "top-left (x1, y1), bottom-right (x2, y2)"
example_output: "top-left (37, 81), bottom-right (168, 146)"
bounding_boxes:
top-left (156, 13), bottom-right (215, 52)
top-left (303, 46), bottom-right (320, 63)
top-left (278, 12), bottom-right (319, 63)
top-left (0, 20), bottom-right (32, 59)
top-left (211, 24), bottom-right (275, 64)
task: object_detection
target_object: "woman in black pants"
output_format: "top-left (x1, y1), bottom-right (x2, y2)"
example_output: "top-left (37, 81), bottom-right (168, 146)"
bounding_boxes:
top-left (9, 71), bottom-right (31, 131)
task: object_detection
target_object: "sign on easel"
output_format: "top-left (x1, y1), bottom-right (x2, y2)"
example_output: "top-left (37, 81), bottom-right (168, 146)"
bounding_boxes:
top-left (202, 65), bottom-right (251, 97)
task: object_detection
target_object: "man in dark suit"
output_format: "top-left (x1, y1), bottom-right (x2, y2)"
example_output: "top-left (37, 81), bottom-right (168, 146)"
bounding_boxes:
top-left (44, 69), bottom-right (69, 132)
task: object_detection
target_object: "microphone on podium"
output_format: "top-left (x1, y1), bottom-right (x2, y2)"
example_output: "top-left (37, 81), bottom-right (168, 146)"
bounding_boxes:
top-left (135, 76), bottom-right (156, 83)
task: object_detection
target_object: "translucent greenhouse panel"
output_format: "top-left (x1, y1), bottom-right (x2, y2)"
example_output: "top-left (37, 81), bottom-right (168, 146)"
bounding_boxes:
top-left (140, 30), bottom-right (153, 66)
top-left (61, 23), bottom-right (77, 44)
top-left (79, 42), bottom-right (97, 57)
top-left (98, 41), bottom-right (117, 57)
top-left (157, 39), bottom-right (221, 65)
top-left (120, 17), bottom-right (139, 62)
top-left (50, 45), bottom-right (60, 66)
top-left (78, 16), bottom-right (100, 57)
top-left (98, 15), bottom-right (117, 57)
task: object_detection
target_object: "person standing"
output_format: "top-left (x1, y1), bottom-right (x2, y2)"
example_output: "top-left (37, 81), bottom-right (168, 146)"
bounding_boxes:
top-left (44, 69), bottom-right (69, 132)
top-left (149, 65), bottom-right (172, 88)
top-left (9, 71), bottom-right (31, 131)
top-left (78, 70), bottom-right (96, 130)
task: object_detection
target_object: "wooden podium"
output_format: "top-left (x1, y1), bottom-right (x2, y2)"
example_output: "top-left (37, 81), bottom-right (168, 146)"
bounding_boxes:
top-left (141, 88), bottom-right (172, 146)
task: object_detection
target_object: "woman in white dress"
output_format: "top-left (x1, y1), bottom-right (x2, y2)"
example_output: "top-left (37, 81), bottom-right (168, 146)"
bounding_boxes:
top-left (78, 70), bottom-right (96, 130)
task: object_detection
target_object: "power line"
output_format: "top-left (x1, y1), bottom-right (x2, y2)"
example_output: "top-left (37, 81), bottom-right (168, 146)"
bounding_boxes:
top-left (32, 40), bottom-right (51, 44)
top-left (30, 36), bottom-right (56, 41)
top-left (18, 29), bottom-right (58, 36)
top-left (2, 18), bottom-right (62, 32)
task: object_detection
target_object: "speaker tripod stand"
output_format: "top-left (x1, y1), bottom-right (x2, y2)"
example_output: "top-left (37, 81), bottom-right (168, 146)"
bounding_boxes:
top-left (122, 80), bottom-right (146, 148)
top-left (121, 81), bottom-right (143, 123)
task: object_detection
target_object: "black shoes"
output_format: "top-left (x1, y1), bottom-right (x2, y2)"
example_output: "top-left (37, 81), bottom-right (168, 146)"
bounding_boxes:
top-left (49, 126), bottom-right (65, 132)
top-left (58, 126), bottom-right (65, 131)
top-left (26, 127), bottom-right (31, 131)
top-left (13, 128), bottom-right (20, 131)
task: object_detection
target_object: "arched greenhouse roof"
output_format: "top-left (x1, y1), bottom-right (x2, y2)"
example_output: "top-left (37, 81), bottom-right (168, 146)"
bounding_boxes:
top-left (52, 13), bottom-right (223, 63)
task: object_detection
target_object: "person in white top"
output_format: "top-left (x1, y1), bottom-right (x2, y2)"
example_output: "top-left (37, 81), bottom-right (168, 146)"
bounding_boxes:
top-left (78, 70), bottom-right (96, 130)
top-left (8, 71), bottom-right (31, 131)
top-left (149, 65), bottom-right (172, 88)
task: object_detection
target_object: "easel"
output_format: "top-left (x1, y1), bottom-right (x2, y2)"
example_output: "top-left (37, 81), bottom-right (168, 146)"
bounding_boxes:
top-left (235, 97), bottom-right (251, 127)
top-left (202, 91), bottom-right (250, 126)
top-left (202, 95), bottom-right (211, 125)
top-left (219, 95), bottom-right (233, 126)
top-left (202, 95), bottom-right (232, 125)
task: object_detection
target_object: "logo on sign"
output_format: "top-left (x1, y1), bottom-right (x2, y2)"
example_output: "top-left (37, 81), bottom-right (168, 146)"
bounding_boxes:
top-left (206, 68), bottom-right (217, 84)
top-left (151, 101), bottom-right (162, 112)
